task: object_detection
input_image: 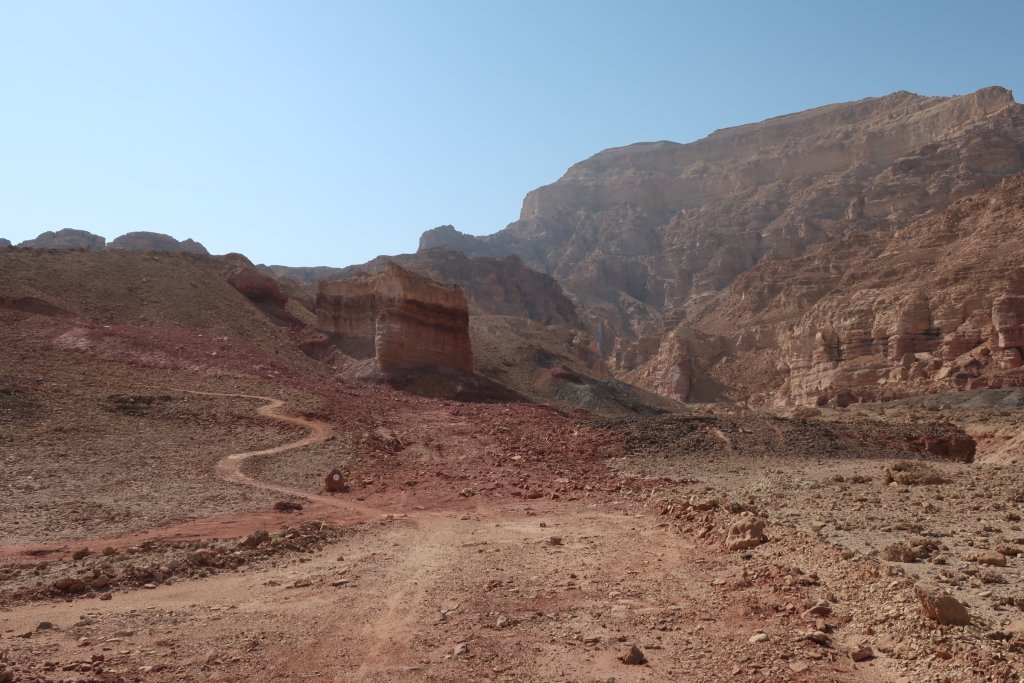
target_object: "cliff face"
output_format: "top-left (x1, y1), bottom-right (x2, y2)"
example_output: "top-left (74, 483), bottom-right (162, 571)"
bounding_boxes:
top-left (316, 263), bottom-right (473, 373)
top-left (420, 86), bottom-right (1024, 404)
top-left (772, 177), bottom-right (1024, 405)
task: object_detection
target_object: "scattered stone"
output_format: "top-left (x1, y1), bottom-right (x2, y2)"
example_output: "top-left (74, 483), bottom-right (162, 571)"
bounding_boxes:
top-left (460, 488), bottom-right (475, 497)
top-left (973, 550), bottom-right (1008, 567)
top-left (292, 578), bottom-right (312, 588)
top-left (882, 540), bottom-right (938, 563)
top-left (241, 530), bottom-right (271, 548)
top-left (914, 580), bottom-right (970, 625)
top-left (621, 644), bottom-right (647, 665)
top-left (71, 547), bottom-right (90, 561)
top-left (800, 630), bottom-right (829, 645)
top-left (749, 633), bottom-right (768, 644)
top-left (802, 600), bottom-right (832, 618)
top-left (453, 642), bottom-right (469, 657)
top-left (884, 461), bottom-right (948, 486)
top-left (549, 536), bottom-right (563, 546)
top-left (726, 513), bottom-right (767, 551)
top-left (850, 646), bottom-right (874, 662)
top-left (36, 621), bottom-right (55, 631)
top-left (274, 500), bottom-right (303, 512)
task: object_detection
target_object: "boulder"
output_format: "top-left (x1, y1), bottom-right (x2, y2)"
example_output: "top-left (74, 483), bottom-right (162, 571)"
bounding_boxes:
top-left (726, 513), bottom-right (767, 550)
top-left (914, 580), bottom-right (970, 625)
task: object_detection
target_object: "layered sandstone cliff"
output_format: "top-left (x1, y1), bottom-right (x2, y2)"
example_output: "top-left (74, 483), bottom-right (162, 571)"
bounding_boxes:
top-left (773, 177), bottom-right (1024, 405)
top-left (316, 263), bottom-right (473, 373)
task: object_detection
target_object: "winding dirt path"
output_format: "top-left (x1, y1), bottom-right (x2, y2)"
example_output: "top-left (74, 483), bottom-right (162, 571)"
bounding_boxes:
top-left (0, 389), bottom-right (382, 562)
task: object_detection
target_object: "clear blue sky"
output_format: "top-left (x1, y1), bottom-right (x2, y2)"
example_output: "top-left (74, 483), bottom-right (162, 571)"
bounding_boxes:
top-left (1, 1), bottom-right (1022, 266)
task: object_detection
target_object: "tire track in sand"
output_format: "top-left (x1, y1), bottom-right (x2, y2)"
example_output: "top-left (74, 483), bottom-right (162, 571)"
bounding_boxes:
top-left (1, 389), bottom-right (382, 561)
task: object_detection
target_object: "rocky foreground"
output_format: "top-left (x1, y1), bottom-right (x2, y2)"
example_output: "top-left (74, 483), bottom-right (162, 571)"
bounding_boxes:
top-left (2, 328), bottom-right (1023, 681)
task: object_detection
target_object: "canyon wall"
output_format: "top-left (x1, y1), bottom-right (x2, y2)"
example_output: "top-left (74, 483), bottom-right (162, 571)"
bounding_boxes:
top-left (419, 86), bottom-right (1024, 404)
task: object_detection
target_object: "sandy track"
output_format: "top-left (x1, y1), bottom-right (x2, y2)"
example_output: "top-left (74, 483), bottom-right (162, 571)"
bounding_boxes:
top-left (0, 389), bottom-right (381, 562)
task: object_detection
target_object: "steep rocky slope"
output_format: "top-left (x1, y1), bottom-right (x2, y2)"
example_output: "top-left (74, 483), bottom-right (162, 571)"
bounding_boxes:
top-left (420, 86), bottom-right (1024, 404)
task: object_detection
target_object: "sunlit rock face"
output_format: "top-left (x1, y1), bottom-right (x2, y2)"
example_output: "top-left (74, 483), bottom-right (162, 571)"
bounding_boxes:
top-left (414, 86), bottom-right (1024, 404)
top-left (316, 262), bottom-right (473, 373)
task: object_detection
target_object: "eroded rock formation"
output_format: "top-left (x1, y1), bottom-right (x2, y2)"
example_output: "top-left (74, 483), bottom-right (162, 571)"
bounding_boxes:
top-left (775, 177), bottom-right (1024, 405)
top-left (316, 263), bottom-right (473, 373)
top-left (410, 86), bottom-right (1024, 405)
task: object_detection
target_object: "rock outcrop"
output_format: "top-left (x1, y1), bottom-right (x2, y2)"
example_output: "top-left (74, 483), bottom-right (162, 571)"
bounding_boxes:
top-left (226, 262), bottom-right (288, 305)
top-left (18, 229), bottom-right (106, 250)
top-left (405, 86), bottom-right (1024, 405)
top-left (774, 177), bottom-right (1024, 405)
top-left (316, 263), bottom-right (473, 373)
top-left (0, 238), bottom-right (10, 248)
top-left (108, 232), bottom-right (209, 254)
top-left (914, 581), bottom-right (970, 625)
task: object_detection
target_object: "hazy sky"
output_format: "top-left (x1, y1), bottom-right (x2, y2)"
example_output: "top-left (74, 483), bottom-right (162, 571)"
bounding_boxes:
top-left (2, 1), bottom-right (1022, 266)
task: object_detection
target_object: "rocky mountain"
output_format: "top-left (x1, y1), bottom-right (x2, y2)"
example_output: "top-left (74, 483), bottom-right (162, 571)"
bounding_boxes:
top-left (14, 228), bottom-right (207, 254)
top-left (108, 231), bottom-right (208, 254)
top-left (0, 238), bottom-right (11, 248)
top-left (17, 228), bottom-right (107, 250)
top-left (418, 86), bottom-right (1024, 405)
